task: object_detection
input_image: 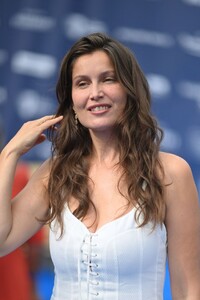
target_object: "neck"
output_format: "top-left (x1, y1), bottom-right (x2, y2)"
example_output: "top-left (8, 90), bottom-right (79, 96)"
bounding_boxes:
top-left (89, 130), bottom-right (119, 166)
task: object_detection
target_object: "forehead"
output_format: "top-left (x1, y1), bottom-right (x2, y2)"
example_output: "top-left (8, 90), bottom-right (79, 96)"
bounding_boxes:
top-left (72, 50), bottom-right (115, 77)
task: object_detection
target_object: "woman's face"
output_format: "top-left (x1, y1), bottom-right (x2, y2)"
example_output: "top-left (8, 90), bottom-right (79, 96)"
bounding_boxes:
top-left (71, 50), bottom-right (127, 134)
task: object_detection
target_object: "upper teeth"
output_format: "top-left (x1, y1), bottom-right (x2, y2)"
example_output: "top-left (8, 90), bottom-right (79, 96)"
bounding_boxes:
top-left (91, 106), bottom-right (109, 111)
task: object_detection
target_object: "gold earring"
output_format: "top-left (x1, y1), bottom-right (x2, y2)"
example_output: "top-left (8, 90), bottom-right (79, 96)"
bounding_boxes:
top-left (74, 112), bottom-right (78, 128)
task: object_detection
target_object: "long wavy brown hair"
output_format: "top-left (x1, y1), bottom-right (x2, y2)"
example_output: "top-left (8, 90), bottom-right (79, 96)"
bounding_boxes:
top-left (46, 32), bottom-right (165, 235)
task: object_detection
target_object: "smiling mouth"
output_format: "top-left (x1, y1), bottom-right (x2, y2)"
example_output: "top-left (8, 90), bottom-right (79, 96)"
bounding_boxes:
top-left (89, 105), bottom-right (111, 112)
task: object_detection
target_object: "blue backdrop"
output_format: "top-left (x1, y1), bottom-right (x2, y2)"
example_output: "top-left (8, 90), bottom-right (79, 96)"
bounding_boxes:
top-left (0, 1), bottom-right (200, 299)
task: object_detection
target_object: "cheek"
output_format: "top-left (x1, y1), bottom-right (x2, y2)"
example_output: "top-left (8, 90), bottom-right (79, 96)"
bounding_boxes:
top-left (109, 85), bottom-right (127, 103)
top-left (72, 92), bottom-right (81, 110)
top-left (71, 89), bottom-right (77, 105)
top-left (72, 90), bottom-right (88, 110)
top-left (116, 92), bottom-right (127, 109)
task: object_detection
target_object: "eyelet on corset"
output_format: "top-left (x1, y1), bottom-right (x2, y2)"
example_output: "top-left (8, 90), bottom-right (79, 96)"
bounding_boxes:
top-left (90, 271), bottom-right (99, 276)
top-left (89, 280), bottom-right (99, 285)
top-left (90, 291), bottom-right (99, 296)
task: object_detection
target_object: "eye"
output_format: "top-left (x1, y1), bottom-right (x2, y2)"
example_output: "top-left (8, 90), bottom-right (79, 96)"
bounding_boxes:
top-left (104, 77), bottom-right (116, 83)
top-left (77, 81), bottom-right (89, 88)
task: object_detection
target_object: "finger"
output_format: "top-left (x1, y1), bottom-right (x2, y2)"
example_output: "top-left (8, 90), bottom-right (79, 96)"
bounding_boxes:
top-left (37, 115), bottom-right (63, 125)
top-left (35, 116), bottom-right (63, 133)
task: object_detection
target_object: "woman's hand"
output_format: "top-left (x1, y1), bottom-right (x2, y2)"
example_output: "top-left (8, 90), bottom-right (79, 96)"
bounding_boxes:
top-left (5, 115), bottom-right (63, 158)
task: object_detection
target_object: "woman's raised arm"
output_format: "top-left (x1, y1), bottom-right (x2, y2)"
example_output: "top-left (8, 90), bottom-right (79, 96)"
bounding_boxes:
top-left (0, 115), bottom-right (63, 256)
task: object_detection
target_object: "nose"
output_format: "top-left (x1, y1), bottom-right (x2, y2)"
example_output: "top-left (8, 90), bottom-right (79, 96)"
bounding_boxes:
top-left (89, 83), bottom-right (104, 101)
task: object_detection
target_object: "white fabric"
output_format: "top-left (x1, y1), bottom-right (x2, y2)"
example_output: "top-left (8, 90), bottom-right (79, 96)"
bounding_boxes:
top-left (49, 205), bottom-right (167, 300)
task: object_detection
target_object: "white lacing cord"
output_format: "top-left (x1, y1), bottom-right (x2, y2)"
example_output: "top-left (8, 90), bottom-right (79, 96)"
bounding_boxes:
top-left (86, 234), bottom-right (92, 297)
top-left (78, 236), bottom-right (87, 300)
top-left (89, 236), bottom-right (100, 296)
top-left (78, 234), bottom-right (99, 298)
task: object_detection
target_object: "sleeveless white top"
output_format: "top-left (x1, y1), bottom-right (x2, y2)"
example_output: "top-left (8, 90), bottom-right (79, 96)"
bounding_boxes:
top-left (49, 205), bottom-right (167, 300)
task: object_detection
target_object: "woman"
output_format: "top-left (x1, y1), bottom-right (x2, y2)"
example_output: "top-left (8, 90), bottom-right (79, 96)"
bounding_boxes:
top-left (0, 32), bottom-right (199, 299)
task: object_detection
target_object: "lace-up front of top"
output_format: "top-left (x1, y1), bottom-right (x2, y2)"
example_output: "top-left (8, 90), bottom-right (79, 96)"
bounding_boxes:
top-left (49, 206), bottom-right (167, 300)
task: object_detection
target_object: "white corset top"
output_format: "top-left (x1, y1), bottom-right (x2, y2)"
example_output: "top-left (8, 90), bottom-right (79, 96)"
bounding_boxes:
top-left (49, 206), bottom-right (167, 300)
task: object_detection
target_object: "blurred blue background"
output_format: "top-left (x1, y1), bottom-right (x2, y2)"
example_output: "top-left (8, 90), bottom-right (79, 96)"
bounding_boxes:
top-left (0, 0), bottom-right (200, 299)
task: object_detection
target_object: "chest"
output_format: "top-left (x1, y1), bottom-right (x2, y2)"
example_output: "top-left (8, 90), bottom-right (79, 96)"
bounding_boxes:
top-left (70, 165), bottom-right (132, 233)
top-left (89, 166), bottom-right (127, 205)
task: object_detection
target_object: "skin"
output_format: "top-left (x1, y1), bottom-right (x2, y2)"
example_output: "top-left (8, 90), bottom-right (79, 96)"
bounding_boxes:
top-left (161, 153), bottom-right (200, 299)
top-left (0, 51), bottom-right (199, 299)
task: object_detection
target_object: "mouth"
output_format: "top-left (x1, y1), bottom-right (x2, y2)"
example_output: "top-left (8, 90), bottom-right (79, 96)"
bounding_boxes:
top-left (88, 105), bottom-right (111, 112)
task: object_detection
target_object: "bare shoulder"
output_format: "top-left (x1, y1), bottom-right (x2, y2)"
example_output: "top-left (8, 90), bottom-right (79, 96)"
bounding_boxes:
top-left (159, 151), bottom-right (199, 218)
top-left (159, 151), bottom-right (192, 174)
top-left (159, 151), bottom-right (193, 186)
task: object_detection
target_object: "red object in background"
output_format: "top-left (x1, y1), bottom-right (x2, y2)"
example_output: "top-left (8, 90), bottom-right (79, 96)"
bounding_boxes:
top-left (0, 162), bottom-right (43, 300)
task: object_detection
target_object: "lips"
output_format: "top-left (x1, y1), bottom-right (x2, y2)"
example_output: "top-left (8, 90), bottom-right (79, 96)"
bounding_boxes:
top-left (88, 104), bottom-right (111, 112)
